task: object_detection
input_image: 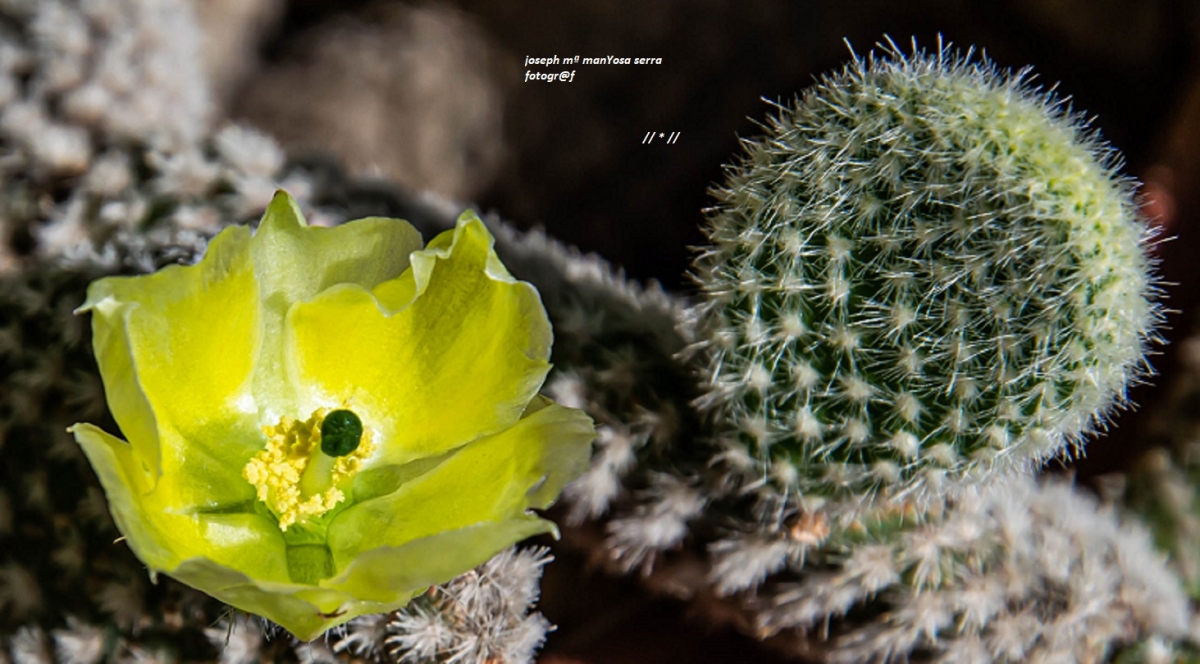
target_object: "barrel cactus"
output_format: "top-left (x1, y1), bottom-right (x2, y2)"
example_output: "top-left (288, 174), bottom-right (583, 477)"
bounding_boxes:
top-left (691, 40), bottom-right (1160, 501)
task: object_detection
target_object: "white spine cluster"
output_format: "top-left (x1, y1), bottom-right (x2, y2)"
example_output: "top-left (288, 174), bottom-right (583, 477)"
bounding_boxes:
top-left (376, 547), bottom-right (554, 664)
top-left (692, 39), bottom-right (1161, 502)
top-left (203, 615), bottom-right (261, 664)
top-left (761, 477), bottom-right (1189, 662)
top-left (606, 473), bottom-right (707, 573)
top-left (50, 618), bottom-right (105, 664)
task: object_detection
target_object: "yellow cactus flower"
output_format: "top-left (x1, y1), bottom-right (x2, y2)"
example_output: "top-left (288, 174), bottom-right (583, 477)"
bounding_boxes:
top-left (70, 191), bottom-right (595, 640)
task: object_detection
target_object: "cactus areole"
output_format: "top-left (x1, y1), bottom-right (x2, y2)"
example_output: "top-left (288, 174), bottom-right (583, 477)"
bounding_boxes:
top-left (692, 40), bottom-right (1160, 500)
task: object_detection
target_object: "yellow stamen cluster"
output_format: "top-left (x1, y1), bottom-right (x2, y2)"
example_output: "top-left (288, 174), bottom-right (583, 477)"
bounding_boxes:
top-left (242, 408), bottom-right (375, 531)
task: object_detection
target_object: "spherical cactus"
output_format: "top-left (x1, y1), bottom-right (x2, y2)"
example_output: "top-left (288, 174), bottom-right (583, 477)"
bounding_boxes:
top-left (691, 40), bottom-right (1160, 501)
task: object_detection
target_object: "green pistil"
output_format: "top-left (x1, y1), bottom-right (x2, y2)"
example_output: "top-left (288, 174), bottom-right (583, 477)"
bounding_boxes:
top-left (321, 409), bottom-right (363, 457)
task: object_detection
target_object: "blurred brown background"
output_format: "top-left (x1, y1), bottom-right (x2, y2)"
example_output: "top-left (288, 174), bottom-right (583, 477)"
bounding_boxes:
top-left (190, 1), bottom-right (1200, 661)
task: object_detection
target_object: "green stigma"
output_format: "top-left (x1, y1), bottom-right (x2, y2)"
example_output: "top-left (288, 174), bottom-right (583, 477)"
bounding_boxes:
top-left (320, 409), bottom-right (363, 457)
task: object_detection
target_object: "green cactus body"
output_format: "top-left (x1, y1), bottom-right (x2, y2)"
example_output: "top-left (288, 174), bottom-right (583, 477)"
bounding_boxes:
top-left (693, 41), bottom-right (1159, 500)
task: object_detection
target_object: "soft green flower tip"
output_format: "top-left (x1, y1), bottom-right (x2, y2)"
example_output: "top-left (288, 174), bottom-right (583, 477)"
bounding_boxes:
top-left (267, 188), bottom-right (308, 228)
top-left (71, 190), bottom-right (596, 640)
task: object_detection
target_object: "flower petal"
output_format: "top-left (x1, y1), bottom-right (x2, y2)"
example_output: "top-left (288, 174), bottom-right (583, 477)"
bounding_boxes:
top-left (72, 423), bottom-right (290, 583)
top-left (286, 212), bottom-right (553, 463)
top-left (249, 191), bottom-right (424, 414)
top-left (170, 556), bottom-right (401, 642)
top-left (326, 402), bottom-right (594, 564)
top-left (520, 397), bottom-right (598, 509)
top-left (322, 518), bottom-right (550, 604)
top-left (77, 225), bottom-right (260, 493)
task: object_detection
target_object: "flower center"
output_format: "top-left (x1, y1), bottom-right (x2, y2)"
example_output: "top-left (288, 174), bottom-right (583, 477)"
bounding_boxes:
top-left (242, 407), bottom-right (375, 531)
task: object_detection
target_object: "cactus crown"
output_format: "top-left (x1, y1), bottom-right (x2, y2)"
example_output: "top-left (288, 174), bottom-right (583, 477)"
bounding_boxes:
top-left (692, 38), bottom-right (1160, 501)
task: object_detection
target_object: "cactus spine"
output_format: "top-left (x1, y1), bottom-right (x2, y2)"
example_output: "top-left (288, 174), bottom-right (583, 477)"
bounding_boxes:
top-left (692, 40), bottom-right (1160, 501)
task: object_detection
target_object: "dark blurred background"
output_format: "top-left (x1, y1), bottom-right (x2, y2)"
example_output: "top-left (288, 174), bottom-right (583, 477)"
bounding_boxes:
top-left (209, 0), bottom-right (1200, 286)
top-left (191, 1), bottom-right (1200, 660)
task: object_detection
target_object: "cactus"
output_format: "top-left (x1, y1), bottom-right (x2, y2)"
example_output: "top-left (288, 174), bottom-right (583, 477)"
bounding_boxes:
top-left (690, 39), bottom-right (1161, 502)
top-left (2, 3), bottom-right (1196, 661)
top-left (537, 40), bottom-right (1193, 663)
top-left (535, 226), bottom-right (1192, 661)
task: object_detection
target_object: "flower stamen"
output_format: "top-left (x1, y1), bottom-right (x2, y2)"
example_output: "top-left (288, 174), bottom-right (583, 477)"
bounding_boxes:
top-left (242, 408), bottom-right (375, 531)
